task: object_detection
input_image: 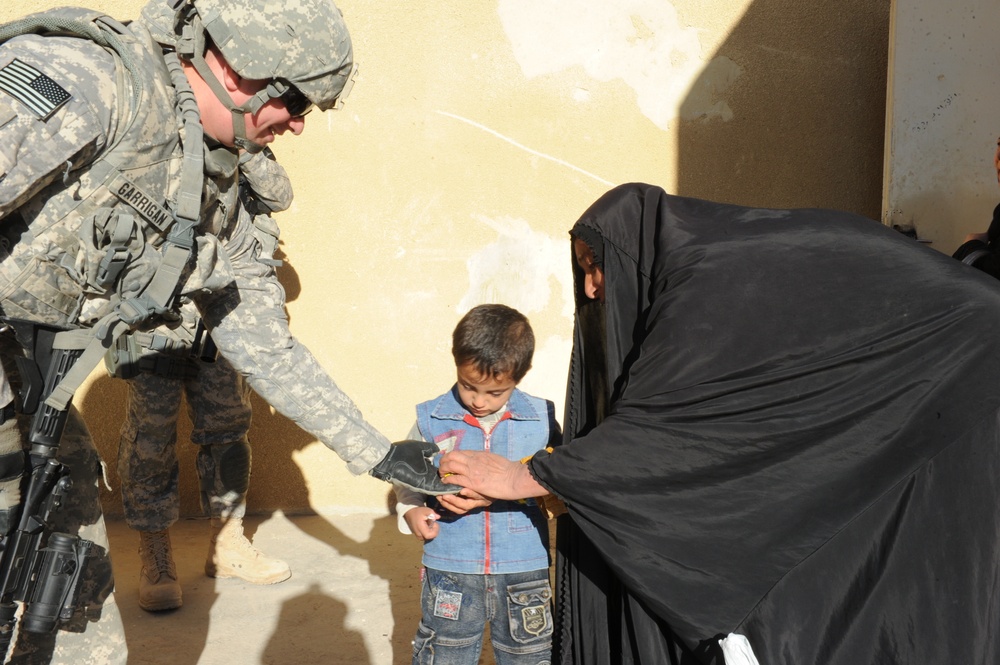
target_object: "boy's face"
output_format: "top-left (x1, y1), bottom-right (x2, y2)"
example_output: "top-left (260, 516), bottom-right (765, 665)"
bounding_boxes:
top-left (456, 362), bottom-right (518, 419)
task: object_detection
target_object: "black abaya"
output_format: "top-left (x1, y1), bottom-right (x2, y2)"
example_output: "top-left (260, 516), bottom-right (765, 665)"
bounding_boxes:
top-left (531, 183), bottom-right (1000, 664)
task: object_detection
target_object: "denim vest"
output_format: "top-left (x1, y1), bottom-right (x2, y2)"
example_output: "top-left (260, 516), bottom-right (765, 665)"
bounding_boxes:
top-left (419, 386), bottom-right (555, 574)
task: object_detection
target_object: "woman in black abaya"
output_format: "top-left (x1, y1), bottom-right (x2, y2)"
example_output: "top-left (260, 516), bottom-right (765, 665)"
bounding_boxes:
top-left (441, 183), bottom-right (1000, 664)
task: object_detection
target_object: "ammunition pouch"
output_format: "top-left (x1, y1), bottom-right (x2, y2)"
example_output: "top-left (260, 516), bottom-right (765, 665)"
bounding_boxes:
top-left (105, 316), bottom-right (218, 380)
top-left (105, 332), bottom-right (196, 380)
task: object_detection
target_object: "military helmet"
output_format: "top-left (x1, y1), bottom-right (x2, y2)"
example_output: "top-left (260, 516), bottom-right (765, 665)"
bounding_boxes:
top-left (140, 0), bottom-right (356, 112)
top-left (193, 0), bottom-right (355, 112)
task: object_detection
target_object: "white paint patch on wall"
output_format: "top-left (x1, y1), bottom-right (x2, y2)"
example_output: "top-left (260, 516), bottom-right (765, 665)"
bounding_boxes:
top-left (457, 215), bottom-right (574, 319)
top-left (457, 217), bottom-right (576, 420)
top-left (518, 334), bottom-right (574, 420)
top-left (497, 0), bottom-right (740, 129)
top-left (678, 56), bottom-right (740, 123)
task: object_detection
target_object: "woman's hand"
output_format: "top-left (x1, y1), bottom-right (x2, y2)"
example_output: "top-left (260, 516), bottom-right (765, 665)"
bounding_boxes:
top-left (439, 449), bottom-right (548, 500)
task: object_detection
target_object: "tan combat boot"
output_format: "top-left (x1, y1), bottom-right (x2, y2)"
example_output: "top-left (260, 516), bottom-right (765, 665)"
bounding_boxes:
top-left (205, 518), bottom-right (291, 585)
top-left (138, 530), bottom-right (182, 611)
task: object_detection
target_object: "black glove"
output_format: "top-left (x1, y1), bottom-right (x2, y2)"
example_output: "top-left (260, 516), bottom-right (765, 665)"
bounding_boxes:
top-left (369, 440), bottom-right (457, 495)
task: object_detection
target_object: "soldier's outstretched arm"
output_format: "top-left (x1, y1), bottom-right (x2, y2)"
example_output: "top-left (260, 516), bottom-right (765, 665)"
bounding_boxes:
top-left (199, 276), bottom-right (389, 473)
top-left (196, 252), bottom-right (456, 494)
top-left (202, 278), bottom-right (461, 494)
top-left (194, 227), bottom-right (393, 465)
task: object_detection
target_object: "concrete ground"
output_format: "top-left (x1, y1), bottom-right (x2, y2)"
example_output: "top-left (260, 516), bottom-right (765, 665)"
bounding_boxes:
top-left (105, 511), bottom-right (496, 665)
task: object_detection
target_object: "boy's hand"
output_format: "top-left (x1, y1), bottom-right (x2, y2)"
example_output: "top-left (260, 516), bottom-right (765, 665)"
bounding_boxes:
top-left (437, 492), bottom-right (492, 515)
top-left (403, 507), bottom-right (441, 542)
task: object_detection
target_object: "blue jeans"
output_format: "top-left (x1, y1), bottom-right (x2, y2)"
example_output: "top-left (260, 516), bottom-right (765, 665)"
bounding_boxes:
top-left (412, 568), bottom-right (553, 665)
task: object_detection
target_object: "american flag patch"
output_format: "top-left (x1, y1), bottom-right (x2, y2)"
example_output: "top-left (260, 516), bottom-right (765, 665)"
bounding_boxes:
top-left (0, 59), bottom-right (71, 120)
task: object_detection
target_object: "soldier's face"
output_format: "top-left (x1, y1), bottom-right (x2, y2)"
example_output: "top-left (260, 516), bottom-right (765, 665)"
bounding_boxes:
top-left (224, 77), bottom-right (307, 148)
top-left (193, 48), bottom-right (307, 148)
top-left (242, 92), bottom-right (307, 146)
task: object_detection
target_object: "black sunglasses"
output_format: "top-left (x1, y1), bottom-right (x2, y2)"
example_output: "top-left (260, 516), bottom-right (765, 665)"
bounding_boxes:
top-left (281, 85), bottom-right (313, 118)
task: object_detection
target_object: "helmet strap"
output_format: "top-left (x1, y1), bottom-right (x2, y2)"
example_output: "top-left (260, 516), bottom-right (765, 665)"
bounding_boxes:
top-left (184, 16), bottom-right (267, 153)
top-left (230, 110), bottom-right (261, 153)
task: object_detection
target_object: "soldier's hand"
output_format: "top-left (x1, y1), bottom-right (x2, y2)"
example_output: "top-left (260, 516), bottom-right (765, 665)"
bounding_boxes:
top-left (369, 440), bottom-right (457, 495)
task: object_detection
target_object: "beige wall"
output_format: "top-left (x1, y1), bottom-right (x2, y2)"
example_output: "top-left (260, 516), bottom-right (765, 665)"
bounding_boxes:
top-left (1, 0), bottom-right (890, 517)
top-left (884, 0), bottom-right (1000, 255)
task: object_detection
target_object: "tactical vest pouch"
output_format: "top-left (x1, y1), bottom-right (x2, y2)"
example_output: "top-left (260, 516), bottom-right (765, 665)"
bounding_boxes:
top-left (85, 207), bottom-right (139, 290)
top-left (0, 9), bottom-right (211, 412)
top-left (0, 252), bottom-right (83, 328)
top-left (104, 331), bottom-right (197, 381)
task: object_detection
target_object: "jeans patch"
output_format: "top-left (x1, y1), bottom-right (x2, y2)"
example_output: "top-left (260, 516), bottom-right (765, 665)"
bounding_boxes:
top-left (434, 589), bottom-right (463, 620)
top-left (521, 604), bottom-right (549, 636)
top-left (506, 578), bottom-right (554, 644)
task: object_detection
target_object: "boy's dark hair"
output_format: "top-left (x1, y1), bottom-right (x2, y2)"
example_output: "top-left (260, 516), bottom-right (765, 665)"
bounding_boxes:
top-left (452, 304), bottom-right (534, 382)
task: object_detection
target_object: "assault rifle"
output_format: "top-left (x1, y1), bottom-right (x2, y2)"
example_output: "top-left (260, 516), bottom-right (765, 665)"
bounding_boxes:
top-left (0, 319), bottom-right (93, 657)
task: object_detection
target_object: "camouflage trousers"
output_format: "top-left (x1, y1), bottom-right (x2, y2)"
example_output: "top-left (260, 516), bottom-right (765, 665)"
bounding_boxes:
top-left (7, 408), bottom-right (127, 665)
top-left (117, 355), bottom-right (253, 532)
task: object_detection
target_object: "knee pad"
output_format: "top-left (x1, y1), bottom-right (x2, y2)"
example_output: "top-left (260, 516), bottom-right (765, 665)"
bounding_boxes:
top-left (0, 416), bottom-right (22, 458)
top-left (0, 418), bottom-right (25, 532)
top-left (198, 441), bottom-right (251, 496)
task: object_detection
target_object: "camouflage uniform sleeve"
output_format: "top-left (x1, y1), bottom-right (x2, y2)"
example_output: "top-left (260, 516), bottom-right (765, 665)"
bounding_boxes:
top-left (238, 149), bottom-right (293, 213)
top-left (0, 36), bottom-right (114, 219)
top-left (195, 213), bottom-right (390, 475)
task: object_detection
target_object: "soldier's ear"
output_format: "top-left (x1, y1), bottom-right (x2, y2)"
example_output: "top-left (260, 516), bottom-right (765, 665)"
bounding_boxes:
top-left (221, 60), bottom-right (242, 93)
top-left (208, 45), bottom-right (242, 94)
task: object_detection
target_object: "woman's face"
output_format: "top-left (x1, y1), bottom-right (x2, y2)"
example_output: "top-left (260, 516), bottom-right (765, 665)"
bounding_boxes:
top-left (573, 238), bottom-right (605, 302)
top-left (994, 136), bottom-right (1000, 186)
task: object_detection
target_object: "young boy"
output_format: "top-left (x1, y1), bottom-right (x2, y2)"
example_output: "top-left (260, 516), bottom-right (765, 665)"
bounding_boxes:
top-left (396, 304), bottom-right (561, 665)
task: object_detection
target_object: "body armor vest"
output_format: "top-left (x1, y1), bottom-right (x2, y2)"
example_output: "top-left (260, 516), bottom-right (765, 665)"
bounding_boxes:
top-left (0, 7), bottom-right (237, 410)
top-left (0, 7), bottom-right (235, 328)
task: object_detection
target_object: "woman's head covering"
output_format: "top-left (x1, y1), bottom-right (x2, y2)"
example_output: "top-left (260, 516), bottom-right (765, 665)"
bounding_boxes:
top-left (533, 183), bottom-right (1000, 662)
top-left (569, 222), bottom-right (604, 268)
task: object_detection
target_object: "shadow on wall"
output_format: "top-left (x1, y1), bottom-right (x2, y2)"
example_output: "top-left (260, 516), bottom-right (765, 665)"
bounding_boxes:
top-left (677, 0), bottom-right (891, 219)
top-left (86, 241), bottom-right (312, 519)
top-left (83, 377), bottom-right (322, 518)
top-left (79, 233), bottom-right (419, 662)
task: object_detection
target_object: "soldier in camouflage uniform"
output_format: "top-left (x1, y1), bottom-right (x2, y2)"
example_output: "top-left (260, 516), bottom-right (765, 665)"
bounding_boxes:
top-left (0, 0), bottom-right (451, 661)
top-left (110, 150), bottom-right (294, 613)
